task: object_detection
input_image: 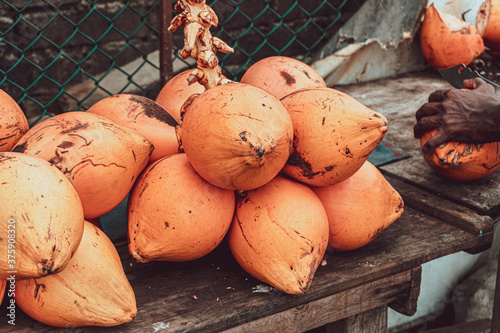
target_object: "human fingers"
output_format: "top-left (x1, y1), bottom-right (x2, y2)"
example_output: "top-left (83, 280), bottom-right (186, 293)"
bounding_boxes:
top-left (463, 78), bottom-right (496, 94)
top-left (428, 89), bottom-right (448, 102)
top-left (463, 77), bottom-right (485, 89)
top-left (413, 115), bottom-right (441, 138)
top-left (421, 130), bottom-right (449, 155)
top-left (415, 103), bottom-right (440, 121)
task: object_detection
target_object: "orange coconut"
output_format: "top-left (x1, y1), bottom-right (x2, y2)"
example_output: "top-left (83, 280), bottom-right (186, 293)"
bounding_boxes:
top-left (155, 69), bottom-right (206, 123)
top-left (240, 56), bottom-right (326, 100)
top-left (280, 87), bottom-right (387, 187)
top-left (0, 152), bottom-right (84, 280)
top-left (13, 112), bottom-right (153, 219)
top-left (420, 129), bottom-right (500, 181)
top-left (181, 82), bottom-right (293, 191)
top-left (482, 0), bottom-right (500, 51)
top-left (228, 175), bottom-right (329, 295)
top-left (87, 94), bottom-right (181, 163)
top-left (15, 221), bottom-right (137, 327)
top-left (0, 89), bottom-right (29, 152)
top-left (128, 153), bottom-right (235, 262)
top-left (419, 4), bottom-right (484, 69)
top-left (312, 161), bottom-right (404, 251)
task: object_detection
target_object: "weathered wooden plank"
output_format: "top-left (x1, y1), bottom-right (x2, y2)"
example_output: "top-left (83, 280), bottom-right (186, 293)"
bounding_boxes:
top-left (388, 266), bottom-right (421, 316)
top-left (384, 174), bottom-right (494, 236)
top-left (337, 71), bottom-right (500, 219)
top-left (382, 158), bottom-right (500, 219)
top-left (221, 270), bottom-right (409, 333)
top-left (0, 204), bottom-right (493, 332)
top-left (325, 306), bottom-right (388, 333)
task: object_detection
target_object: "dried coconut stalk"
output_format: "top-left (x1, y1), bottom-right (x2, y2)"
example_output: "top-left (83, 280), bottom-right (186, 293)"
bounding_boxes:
top-left (168, 0), bottom-right (234, 90)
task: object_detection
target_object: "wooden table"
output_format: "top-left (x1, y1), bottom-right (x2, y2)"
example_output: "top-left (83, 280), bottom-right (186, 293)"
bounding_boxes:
top-left (1, 70), bottom-right (498, 332)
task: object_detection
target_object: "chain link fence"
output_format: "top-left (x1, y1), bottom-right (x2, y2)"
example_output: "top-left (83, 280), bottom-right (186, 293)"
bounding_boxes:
top-left (0, 0), bottom-right (365, 125)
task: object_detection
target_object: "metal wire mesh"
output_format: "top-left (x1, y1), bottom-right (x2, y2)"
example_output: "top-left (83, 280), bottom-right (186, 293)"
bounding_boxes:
top-left (0, 0), bottom-right (365, 124)
top-left (209, 0), bottom-right (364, 78)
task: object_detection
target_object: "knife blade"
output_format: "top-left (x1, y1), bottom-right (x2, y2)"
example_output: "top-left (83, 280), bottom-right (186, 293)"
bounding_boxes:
top-left (438, 64), bottom-right (500, 97)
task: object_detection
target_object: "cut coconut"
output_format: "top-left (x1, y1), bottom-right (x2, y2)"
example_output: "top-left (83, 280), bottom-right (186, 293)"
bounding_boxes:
top-left (420, 4), bottom-right (485, 69)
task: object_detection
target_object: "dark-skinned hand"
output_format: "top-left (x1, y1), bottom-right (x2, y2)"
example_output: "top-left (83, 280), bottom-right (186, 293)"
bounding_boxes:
top-left (414, 78), bottom-right (500, 155)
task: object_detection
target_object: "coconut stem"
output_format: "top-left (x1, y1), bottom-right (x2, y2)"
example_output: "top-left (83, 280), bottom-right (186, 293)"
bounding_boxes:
top-left (168, 0), bottom-right (234, 90)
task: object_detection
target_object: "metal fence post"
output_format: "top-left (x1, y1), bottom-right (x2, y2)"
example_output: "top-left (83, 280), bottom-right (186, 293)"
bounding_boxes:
top-left (159, 0), bottom-right (174, 87)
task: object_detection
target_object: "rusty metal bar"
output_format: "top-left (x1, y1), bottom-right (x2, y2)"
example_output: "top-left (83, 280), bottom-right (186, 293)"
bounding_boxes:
top-left (159, 0), bottom-right (174, 87)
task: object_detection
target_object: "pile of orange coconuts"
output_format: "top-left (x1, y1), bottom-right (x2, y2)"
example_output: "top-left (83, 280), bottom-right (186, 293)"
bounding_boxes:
top-left (0, 55), bottom-right (405, 327)
top-left (419, 1), bottom-right (500, 181)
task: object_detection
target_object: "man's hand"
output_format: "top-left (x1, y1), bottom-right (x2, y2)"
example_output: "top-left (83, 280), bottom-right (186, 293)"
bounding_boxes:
top-left (414, 78), bottom-right (500, 155)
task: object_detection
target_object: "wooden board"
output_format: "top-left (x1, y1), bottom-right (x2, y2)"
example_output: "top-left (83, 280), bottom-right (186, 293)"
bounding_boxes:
top-left (325, 306), bottom-right (388, 333)
top-left (337, 70), bottom-right (500, 219)
top-left (0, 203), bottom-right (493, 333)
top-left (385, 174), bottom-right (493, 238)
top-left (221, 273), bottom-right (405, 333)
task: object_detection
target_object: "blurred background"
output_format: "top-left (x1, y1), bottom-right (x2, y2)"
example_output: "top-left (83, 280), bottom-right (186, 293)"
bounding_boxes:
top-left (0, 0), bottom-right (366, 124)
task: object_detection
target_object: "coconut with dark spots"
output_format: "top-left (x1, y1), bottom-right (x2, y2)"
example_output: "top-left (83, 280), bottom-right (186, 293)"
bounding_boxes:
top-left (312, 161), bottom-right (404, 251)
top-left (0, 152), bottom-right (84, 280)
top-left (0, 89), bottom-right (29, 152)
top-left (240, 56), bottom-right (326, 100)
top-left (180, 82), bottom-right (293, 191)
top-left (420, 129), bottom-right (500, 181)
top-left (128, 153), bottom-right (235, 262)
top-left (87, 94), bottom-right (181, 163)
top-left (281, 87), bottom-right (388, 187)
top-left (13, 112), bottom-right (153, 219)
top-left (15, 221), bottom-right (137, 327)
top-left (228, 175), bottom-right (329, 295)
